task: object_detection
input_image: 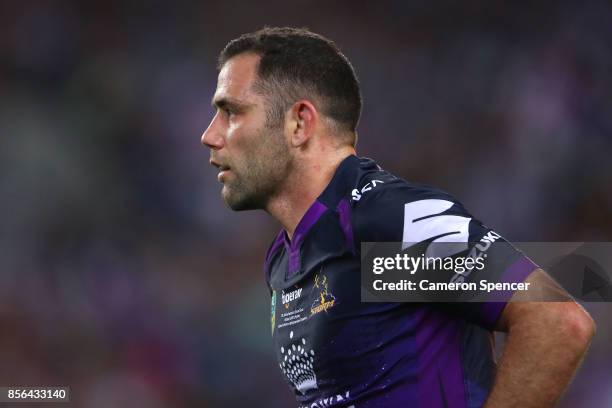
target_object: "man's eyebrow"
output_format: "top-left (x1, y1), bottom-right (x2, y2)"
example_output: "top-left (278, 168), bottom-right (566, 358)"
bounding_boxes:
top-left (211, 96), bottom-right (249, 110)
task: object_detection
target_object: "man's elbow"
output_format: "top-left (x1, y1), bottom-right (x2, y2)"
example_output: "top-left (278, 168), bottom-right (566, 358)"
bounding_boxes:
top-left (545, 302), bottom-right (596, 353)
top-left (562, 303), bottom-right (596, 350)
top-left (512, 301), bottom-right (596, 352)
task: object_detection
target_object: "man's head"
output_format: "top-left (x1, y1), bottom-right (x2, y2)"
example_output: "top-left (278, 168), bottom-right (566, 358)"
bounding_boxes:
top-left (202, 27), bottom-right (362, 211)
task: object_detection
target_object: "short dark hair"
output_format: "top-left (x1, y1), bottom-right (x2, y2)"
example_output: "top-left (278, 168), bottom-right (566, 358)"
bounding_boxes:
top-left (218, 27), bottom-right (362, 142)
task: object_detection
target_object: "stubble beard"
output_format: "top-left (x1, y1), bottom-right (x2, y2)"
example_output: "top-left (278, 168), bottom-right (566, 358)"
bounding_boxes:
top-left (222, 125), bottom-right (292, 211)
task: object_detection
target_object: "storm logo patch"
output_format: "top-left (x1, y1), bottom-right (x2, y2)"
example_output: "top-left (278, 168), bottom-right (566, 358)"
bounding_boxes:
top-left (311, 273), bottom-right (336, 315)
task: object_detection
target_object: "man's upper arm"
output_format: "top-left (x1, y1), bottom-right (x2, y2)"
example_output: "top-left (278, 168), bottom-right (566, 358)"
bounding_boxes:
top-left (353, 181), bottom-right (546, 330)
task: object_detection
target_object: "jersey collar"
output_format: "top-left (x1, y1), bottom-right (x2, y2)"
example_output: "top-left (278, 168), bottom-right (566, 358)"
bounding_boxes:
top-left (279, 154), bottom-right (364, 278)
top-left (286, 154), bottom-right (361, 247)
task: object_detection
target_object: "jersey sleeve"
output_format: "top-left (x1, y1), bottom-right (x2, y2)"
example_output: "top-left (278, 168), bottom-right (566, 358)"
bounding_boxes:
top-left (353, 179), bottom-right (538, 330)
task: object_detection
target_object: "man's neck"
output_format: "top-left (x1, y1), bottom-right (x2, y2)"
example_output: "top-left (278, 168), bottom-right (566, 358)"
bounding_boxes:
top-left (266, 147), bottom-right (356, 241)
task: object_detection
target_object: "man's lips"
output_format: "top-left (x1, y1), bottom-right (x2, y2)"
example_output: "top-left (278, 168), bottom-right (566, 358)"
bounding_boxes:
top-left (217, 168), bottom-right (232, 183)
top-left (210, 159), bottom-right (230, 171)
top-left (210, 158), bottom-right (225, 169)
top-left (211, 160), bottom-right (231, 182)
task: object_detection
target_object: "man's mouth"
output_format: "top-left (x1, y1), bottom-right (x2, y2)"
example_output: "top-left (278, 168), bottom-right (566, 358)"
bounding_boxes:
top-left (216, 164), bottom-right (231, 182)
top-left (210, 159), bottom-right (230, 182)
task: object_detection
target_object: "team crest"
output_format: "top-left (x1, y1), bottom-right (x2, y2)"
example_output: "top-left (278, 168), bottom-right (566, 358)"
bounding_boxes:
top-left (311, 273), bottom-right (336, 315)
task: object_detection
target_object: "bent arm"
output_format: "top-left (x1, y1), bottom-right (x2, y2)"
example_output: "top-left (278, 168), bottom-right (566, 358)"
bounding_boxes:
top-left (484, 269), bottom-right (596, 408)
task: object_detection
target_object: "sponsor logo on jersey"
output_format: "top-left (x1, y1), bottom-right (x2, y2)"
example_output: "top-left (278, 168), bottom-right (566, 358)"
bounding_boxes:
top-left (310, 273), bottom-right (336, 315)
top-left (282, 287), bottom-right (303, 309)
top-left (280, 330), bottom-right (318, 394)
top-left (298, 391), bottom-right (353, 408)
top-left (450, 230), bottom-right (502, 283)
top-left (351, 179), bottom-right (384, 201)
top-left (271, 290), bottom-right (277, 334)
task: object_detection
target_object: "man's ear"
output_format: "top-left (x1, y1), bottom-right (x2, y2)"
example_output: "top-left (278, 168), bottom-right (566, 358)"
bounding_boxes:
top-left (286, 100), bottom-right (318, 147)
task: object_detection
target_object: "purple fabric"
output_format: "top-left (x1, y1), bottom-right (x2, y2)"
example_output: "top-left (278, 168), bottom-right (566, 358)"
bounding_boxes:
top-left (415, 308), bottom-right (467, 408)
top-left (336, 198), bottom-right (355, 253)
top-left (480, 256), bottom-right (538, 329)
top-left (286, 200), bottom-right (328, 277)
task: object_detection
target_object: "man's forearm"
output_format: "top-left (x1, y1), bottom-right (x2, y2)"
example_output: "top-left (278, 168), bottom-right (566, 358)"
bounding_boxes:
top-left (484, 302), bottom-right (595, 408)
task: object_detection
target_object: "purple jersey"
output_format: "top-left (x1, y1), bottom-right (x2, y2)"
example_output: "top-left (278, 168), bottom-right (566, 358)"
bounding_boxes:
top-left (264, 155), bottom-right (536, 408)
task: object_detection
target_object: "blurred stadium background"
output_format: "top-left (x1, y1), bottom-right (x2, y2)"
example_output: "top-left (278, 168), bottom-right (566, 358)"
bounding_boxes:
top-left (1, 0), bottom-right (611, 406)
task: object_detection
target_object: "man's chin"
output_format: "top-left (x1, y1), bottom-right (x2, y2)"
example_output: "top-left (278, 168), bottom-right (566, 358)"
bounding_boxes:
top-left (226, 200), bottom-right (252, 211)
top-left (222, 188), bottom-right (261, 211)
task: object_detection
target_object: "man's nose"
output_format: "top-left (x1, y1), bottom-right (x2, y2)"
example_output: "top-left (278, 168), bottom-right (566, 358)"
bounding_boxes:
top-left (201, 112), bottom-right (224, 149)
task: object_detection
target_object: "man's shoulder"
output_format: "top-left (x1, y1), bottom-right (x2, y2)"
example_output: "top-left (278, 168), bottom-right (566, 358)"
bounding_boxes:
top-left (348, 160), bottom-right (470, 243)
top-left (349, 160), bottom-right (460, 214)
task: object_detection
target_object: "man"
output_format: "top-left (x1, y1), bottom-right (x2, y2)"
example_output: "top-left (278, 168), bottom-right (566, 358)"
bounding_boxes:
top-left (202, 27), bottom-right (595, 407)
